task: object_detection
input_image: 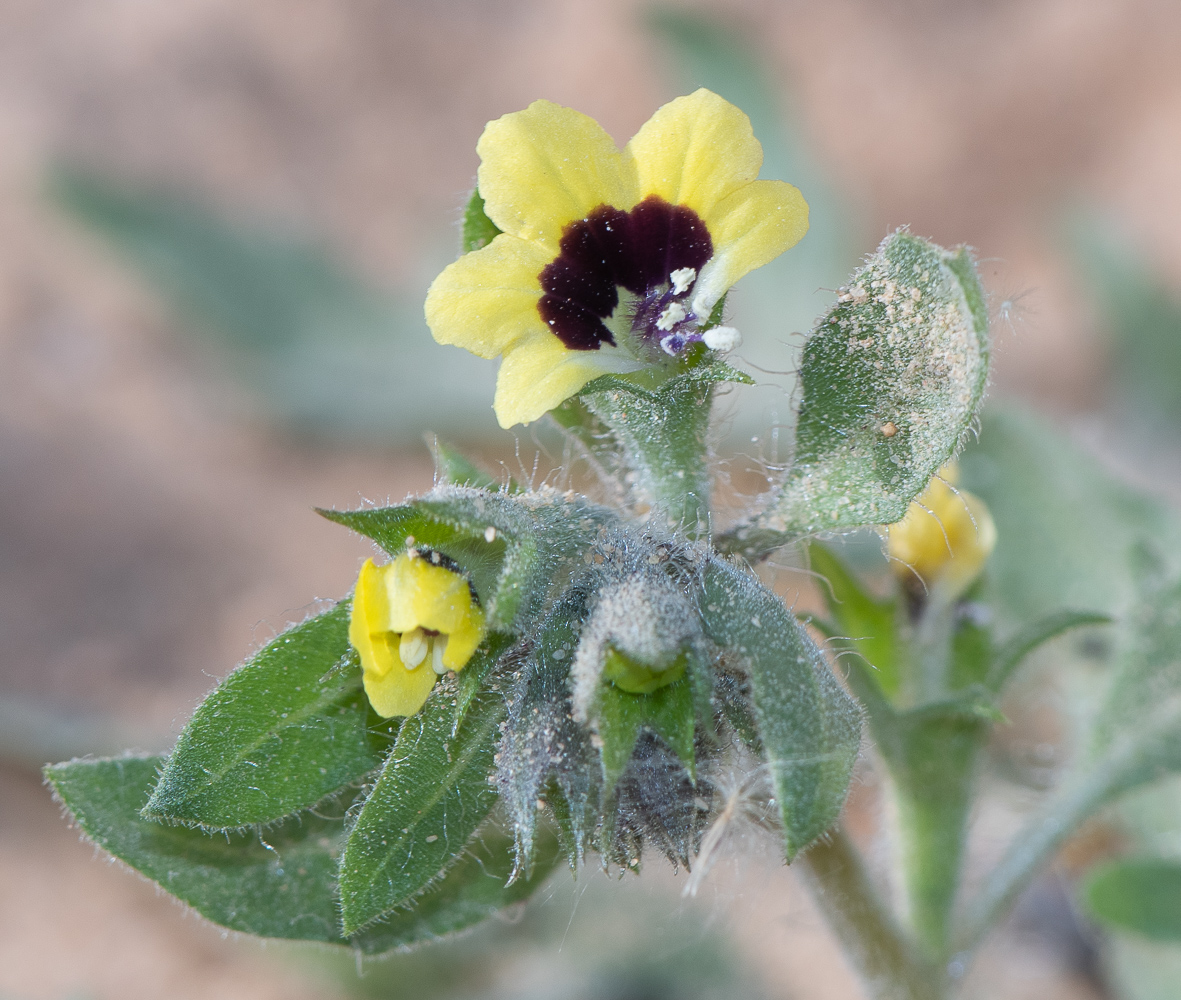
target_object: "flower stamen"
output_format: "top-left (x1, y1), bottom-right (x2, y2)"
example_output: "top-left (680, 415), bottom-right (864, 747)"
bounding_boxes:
top-left (656, 302), bottom-right (687, 331)
top-left (670, 266), bottom-right (696, 295)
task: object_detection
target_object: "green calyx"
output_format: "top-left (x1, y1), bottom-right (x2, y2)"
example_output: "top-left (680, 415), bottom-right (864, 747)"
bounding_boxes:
top-left (603, 646), bottom-right (688, 694)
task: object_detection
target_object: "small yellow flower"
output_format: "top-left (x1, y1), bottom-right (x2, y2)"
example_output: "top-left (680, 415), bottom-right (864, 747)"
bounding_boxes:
top-left (348, 553), bottom-right (485, 718)
top-left (886, 467), bottom-right (996, 600)
top-left (426, 89), bottom-right (809, 428)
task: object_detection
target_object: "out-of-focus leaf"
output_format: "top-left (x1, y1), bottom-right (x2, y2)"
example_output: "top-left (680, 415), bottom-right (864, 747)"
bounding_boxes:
top-left (960, 409), bottom-right (1181, 623)
top-left (338, 678), bottom-right (505, 934)
top-left (724, 232), bottom-right (990, 558)
top-left (1069, 215), bottom-right (1181, 424)
top-left (960, 574), bottom-right (1181, 949)
top-left (48, 755), bottom-right (557, 953)
top-left (700, 558), bottom-right (862, 857)
top-left (1104, 933), bottom-right (1181, 1000)
top-left (144, 602), bottom-right (393, 829)
top-left (1084, 857), bottom-right (1181, 941)
top-left (50, 166), bottom-right (498, 440)
top-left (986, 609), bottom-right (1112, 693)
top-left (1085, 575), bottom-right (1181, 795)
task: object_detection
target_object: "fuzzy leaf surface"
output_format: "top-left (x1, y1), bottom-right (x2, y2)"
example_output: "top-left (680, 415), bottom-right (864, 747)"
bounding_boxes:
top-left (497, 586), bottom-right (599, 869)
top-left (144, 601), bottom-right (392, 829)
top-left (724, 231), bottom-right (989, 558)
top-left (48, 755), bottom-right (557, 952)
top-left (432, 440), bottom-right (511, 492)
top-left (700, 558), bottom-right (862, 857)
top-left (321, 487), bottom-right (604, 630)
top-left (338, 677), bottom-right (506, 934)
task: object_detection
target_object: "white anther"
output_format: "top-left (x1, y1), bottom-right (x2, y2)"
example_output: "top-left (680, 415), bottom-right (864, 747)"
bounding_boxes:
top-left (431, 634), bottom-right (449, 675)
top-left (484, 526), bottom-right (496, 542)
top-left (656, 302), bottom-right (687, 331)
top-left (399, 627), bottom-right (429, 668)
top-left (703, 325), bottom-right (742, 352)
top-left (670, 267), bottom-right (696, 295)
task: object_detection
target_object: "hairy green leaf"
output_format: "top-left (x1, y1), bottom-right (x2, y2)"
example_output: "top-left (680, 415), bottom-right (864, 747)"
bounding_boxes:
top-left (338, 677), bottom-right (506, 934)
top-left (461, 189), bottom-right (502, 254)
top-left (431, 440), bottom-right (512, 492)
top-left (700, 558), bottom-right (862, 857)
top-left (48, 755), bottom-right (557, 953)
top-left (321, 487), bottom-right (605, 630)
top-left (144, 602), bottom-right (392, 829)
top-left (723, 231), bottom-right (989, 559)
top-left (1084, 857), bottom-right (1181, 941)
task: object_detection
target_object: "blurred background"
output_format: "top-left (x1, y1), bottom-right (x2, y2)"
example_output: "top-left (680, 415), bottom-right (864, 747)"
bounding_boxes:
top-left (5, 0), bottom-right (1181, 997)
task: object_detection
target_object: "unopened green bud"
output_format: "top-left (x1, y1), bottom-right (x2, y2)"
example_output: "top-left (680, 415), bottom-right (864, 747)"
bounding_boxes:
top-left (571, 571), bottom-right (701, 718)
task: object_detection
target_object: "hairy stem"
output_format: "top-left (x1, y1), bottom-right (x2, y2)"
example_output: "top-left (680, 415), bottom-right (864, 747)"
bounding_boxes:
top-left (799, 829), bottom-right (945, 1000)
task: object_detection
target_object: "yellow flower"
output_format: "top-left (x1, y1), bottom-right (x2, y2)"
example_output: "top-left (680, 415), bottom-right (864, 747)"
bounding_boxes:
top-left (348, 552), bottom-right (485, 718)
top-left (425, 89), bottom-right (809, 428)
top-left (886, 467), bottom-right (997, 600)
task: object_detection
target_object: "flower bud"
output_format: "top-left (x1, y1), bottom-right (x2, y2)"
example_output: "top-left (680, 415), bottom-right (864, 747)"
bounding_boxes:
top-left (886, 467), bottom-right (996, 600)
top-left (349, 552), bottom-right (485, 717)
top-left (571, 571), bottom-right (701, 718)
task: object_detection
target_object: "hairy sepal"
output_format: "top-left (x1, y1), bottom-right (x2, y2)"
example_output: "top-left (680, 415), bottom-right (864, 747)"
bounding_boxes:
top-left (320, 486), bottom-right (605, 630)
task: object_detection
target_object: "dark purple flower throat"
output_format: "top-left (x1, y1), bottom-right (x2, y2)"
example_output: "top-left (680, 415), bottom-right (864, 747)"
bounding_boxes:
top-left (537, 195), bottom-right (712, 353)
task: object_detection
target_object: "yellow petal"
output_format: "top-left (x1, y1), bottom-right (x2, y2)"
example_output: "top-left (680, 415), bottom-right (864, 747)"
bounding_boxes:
top-left (690, 179), bottom-right (809, 318)
top-left (626, 89), bottom-right (763, 227)
top-left (442, 603), bottom-right (486, 671)
top-left (493, 333), bottom-right (615, 428)
top-left (425, 234), bottom-right (552, 359)
top-left (887, 478), bottom-right (996, 599)
top-left (477, 100), bottom-right (636, 252)
top-left (363, 656), bottom-right (438, 718)
top-left (384, 554), bottom-right (467, 634)
top-left (350, 559), bottom-right (398, 680)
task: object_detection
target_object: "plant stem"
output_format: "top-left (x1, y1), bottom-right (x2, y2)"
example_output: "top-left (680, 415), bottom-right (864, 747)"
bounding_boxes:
top-left (583, 379), bottom-right (713, 538)
top-left (799, 829), bottom-right (945, 1000)
top-left (888, 717), bottom-right (984, 958)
